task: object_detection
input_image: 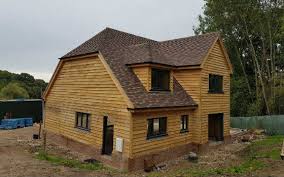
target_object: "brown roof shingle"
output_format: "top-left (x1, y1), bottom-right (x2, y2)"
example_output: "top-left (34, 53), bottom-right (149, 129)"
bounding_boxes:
top-left (60, 28), bottom-right (219, 109)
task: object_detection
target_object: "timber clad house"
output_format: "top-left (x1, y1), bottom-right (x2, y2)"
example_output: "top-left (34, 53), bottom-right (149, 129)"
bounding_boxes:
top-left (43, 28), bottom-right (233, 171)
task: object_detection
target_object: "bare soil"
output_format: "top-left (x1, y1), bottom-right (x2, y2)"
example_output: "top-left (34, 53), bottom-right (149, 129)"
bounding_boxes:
top-left (0, 127), bottom-right (112, 177)
top-left (0, 127), bottom-right (283, 177)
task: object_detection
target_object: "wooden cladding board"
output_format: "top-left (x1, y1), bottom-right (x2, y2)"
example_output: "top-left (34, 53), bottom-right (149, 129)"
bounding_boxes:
top-left (132, 66), bottom-right (150, 91)
top-left (174, 69), bottom-right (201, 105)
top-left (200, 41), bottom-right (231, 144)
top-left (174, 69), bottom-right (202, 143)
top-left (44, 56), bottom-right (131, 157)
top-left (131, 109), bottom-right (198, 158)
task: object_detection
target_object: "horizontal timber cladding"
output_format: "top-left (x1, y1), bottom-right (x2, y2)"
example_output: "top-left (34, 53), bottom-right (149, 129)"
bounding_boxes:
top-left (173, 69), bottom-right (202, 143)
top-left (44, 56), bottom-right (132, 157)
top-left (132, 66), bottom-right (150, 91)
top-left (130, 109), bottom-right (198, 158)
top-left (200, 41), bottom-right (231, 144)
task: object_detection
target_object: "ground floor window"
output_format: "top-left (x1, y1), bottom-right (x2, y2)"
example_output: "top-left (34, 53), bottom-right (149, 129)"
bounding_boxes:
top-left (147, 117), bottom-right (167, 139)
top-left (180, 115), bottom-right (189, 133)
top-left (75, 112), bottom-right (90, 130)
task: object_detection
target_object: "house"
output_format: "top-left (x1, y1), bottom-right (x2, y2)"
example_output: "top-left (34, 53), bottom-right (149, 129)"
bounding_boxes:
top-left (43, 27), bottom-right (233, 171)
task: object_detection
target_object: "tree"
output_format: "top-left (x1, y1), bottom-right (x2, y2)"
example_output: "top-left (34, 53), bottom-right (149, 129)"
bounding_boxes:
top-left (0, 82), bottom-right (30, 100)
top-left (0, 70), bottom-right (48, 99)
top-left (194, 0), bottom-right (284, 116)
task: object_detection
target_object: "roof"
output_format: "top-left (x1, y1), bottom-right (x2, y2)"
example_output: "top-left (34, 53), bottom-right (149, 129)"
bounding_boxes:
top-left (60, 28), bottom-right (221, 109)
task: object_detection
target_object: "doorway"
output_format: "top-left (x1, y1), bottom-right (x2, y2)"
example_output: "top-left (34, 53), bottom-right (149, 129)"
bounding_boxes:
top-left (208, 113), bottom-right (224, 141)
top-left (102, 116), bottom-right (114, 155)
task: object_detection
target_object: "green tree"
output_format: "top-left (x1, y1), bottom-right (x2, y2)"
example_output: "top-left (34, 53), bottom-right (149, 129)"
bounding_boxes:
top-left (0, 82), bottom-right (30, 100)
top-left (194, 0), bottom-right (284, 116)
top-left (0, 70), bottom-right (48, 99)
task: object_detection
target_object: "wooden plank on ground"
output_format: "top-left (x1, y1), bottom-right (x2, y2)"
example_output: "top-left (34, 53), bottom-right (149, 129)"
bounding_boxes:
top-left (281, 139), bottom-right (284, 160)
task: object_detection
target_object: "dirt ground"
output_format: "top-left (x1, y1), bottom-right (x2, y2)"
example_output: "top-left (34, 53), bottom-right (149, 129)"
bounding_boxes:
top-left (0, 126), bottom-right (283, 177)
top-left (0, 127), bottom-right (112, 177)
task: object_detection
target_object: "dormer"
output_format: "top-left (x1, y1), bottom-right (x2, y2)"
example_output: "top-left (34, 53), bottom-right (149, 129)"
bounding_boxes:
top-left (130, 64), bottom-right (174, 92)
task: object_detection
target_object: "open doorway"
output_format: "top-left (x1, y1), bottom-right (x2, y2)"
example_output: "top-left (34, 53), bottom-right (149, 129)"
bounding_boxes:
top-left (102, 116), bottom-right (114, 155)
top-left (208, 113), bottom-right (224, 141)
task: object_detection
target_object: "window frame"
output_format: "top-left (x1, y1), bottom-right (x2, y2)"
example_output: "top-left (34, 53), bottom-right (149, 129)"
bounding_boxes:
top-left (147, 117), bottom-right (167, 139)
top-left (180, 115), bottom-right (189, 133)
top-left (75, 112), bottom-right (91, 131)
top-left (151, 68), bottom-right (170, 91)
top-left (208, 74), bottom-right (224, 93)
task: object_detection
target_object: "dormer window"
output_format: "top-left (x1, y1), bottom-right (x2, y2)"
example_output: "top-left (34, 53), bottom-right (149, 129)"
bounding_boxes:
top-left (151, 68), bottom-right (170, 91)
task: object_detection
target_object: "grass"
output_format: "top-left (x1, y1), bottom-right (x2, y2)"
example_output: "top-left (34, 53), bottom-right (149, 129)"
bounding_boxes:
top-left (36, 151), bottom-right (105, 171)
top-left (148, 135), bottom-right (284, 177)
top-left (243, 135), bottom-right (284, 160)
top-left (149, 159), bottom-right (265, 177)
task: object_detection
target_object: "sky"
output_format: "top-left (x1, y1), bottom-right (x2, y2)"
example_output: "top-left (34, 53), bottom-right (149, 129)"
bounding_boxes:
top-left (0, 0), bottom-right (204, 82)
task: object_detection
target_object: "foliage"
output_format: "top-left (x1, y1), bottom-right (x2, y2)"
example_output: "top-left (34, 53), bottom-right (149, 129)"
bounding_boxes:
top-left (0, 82), bottom-right (29, 99)
top-left (36, 151), bottom-right (105, 171)
top-left (0, 70), bottom-right (48, 99)
top-left (194, 0), bottom-right (284, 116)
top-left (149, 160), bottom-right (265, 177)
top-left (148, 135), bottom-right (283, 177)
top-left (242, 135), bottom-right (284, 160)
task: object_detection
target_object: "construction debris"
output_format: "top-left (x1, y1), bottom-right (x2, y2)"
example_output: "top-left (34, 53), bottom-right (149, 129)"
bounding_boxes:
top-left (281, 140), bottom-right (284, 160)
top-left (188, 152), bottom-right (198, 162)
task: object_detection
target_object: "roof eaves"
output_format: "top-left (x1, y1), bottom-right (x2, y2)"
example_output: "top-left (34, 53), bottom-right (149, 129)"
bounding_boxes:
top-left (59, 51), bottom-right (99, 60)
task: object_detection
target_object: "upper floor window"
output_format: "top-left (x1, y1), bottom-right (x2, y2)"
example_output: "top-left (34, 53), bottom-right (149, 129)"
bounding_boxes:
top-left (151, 68), bottom-right (170, 91)
top-left (147, 117), bottom-right (167, 139)
top-left (180, 115), bottom-right (189, 133)
top-left (75, 112), bottom-right (90, 131)
top-left (209, 74), bottom-right (223, 93)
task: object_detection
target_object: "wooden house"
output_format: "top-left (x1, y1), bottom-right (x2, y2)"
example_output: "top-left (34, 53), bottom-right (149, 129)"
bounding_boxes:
top-left (43, 28), bottom-right (233, 171)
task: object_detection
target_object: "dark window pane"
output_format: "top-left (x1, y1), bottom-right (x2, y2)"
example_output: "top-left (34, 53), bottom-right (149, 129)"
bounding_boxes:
top-left (151, 68), bottom-right (170, 91)
top-left (159, 117), bottom-right (167, 134)
top-left (209, 74), bottom-right (223, 93)
top-left (147, 119), bottom-right (154, 137)
top-left (77, 113), bottom-right (82, 127)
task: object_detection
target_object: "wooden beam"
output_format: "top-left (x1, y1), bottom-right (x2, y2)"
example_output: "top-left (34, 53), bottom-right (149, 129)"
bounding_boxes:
top-left (128, 105), bottom-right (197, 113)
top-left (42, 60), bottom-right (64, 100)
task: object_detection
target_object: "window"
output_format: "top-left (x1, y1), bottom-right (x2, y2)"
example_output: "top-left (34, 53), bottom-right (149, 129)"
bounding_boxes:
top-left (75, 112), bottom-right (90, 130)
top-left (180, 115), bottom-right (189, 133)
top-left (147, 117), bottom-right (167, 139)
top-left (209, 74), bottom-right (223, 93)
top-left (151, 68), bottom-right (170, 91)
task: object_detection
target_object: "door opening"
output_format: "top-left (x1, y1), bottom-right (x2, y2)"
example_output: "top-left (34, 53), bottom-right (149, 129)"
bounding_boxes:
top-left (208, 113), bottom-right (224, 141)
top-left (102, 116), bottom-right (114, 155)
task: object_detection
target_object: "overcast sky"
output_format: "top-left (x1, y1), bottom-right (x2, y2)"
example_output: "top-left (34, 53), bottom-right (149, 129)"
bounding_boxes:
top-left (0, 0), bottom-right (204, 82)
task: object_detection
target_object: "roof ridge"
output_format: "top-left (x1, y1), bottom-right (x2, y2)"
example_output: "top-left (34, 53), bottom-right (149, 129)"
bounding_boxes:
top-left (160, 32), bottom-right (220, 43)
top-left (105, 27), bottom-right (157, 42)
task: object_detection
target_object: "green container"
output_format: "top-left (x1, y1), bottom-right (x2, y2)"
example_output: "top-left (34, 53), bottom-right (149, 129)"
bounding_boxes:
top-left (231, 115), bottom-right (284, 135)
top-left (0, 99), bottom-right (42, 123)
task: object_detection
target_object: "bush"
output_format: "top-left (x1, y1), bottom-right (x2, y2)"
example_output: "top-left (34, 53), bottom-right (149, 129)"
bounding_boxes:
top-left (0, 82), bottom-right (29, 100)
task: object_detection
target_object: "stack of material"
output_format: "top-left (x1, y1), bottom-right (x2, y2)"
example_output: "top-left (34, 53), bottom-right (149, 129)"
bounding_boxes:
top-left (0, 118), bottom-right (33, 130)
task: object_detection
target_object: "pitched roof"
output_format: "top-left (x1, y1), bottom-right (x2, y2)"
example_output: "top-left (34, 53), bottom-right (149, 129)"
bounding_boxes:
top-left (60, 28), bottom-right (220, 109)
